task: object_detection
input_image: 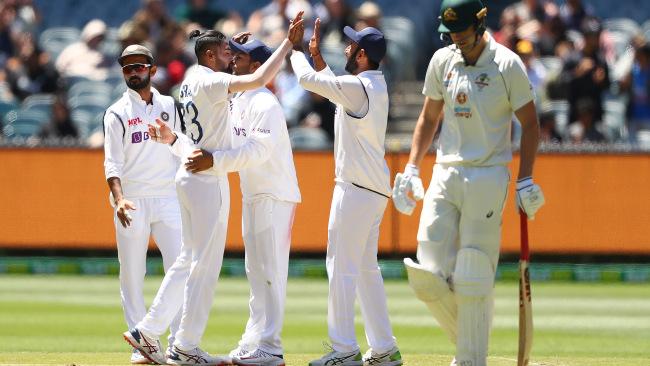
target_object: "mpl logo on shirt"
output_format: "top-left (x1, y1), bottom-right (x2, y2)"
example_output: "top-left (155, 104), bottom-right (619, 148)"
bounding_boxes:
top-left (128, 117), bottom-right (144, 126)
top-left (132, 131), bottom-right (150, 143)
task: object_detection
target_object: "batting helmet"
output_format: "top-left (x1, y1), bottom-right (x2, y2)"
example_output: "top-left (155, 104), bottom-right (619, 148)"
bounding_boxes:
top-left (438, 0), bottom-right (487, 34)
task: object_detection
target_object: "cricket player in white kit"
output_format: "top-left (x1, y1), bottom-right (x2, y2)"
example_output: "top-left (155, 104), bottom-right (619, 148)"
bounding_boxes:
top-left (392, 1), bottom-right (545, 365)
top-left (104, 44), bottom-right (183, 365)
top-left (188, 38), bottom-right (301, 366)
top-left (289, 20), bottom-right (402, 366)
top-left (123, 13), bottom-right (306, 366)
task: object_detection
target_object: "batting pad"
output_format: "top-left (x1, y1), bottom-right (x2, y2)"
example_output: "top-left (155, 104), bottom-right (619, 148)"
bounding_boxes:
top-left (404, 258), bottom-right (457, 343)
top-left (453, 248), bottom-right (495, 366)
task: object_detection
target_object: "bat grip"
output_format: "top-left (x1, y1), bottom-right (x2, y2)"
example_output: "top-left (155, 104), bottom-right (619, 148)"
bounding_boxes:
top-left (519, 210), bottom-right (530, 261)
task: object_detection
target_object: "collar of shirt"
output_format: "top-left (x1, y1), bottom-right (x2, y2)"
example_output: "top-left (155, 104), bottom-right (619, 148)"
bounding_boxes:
top-left (447, 31), bottom-right (496, 68)
top-left (357, 70), bottom-right (383, 78)
top-left (126, 87), bottom-right (159, 106)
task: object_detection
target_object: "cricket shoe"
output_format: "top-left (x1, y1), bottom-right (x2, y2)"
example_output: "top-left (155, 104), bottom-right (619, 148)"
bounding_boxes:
top-left (309, 344), bottom-right (363, 366)
top-left (131, 348), bottom-right (154, 364)
top-left (123, 328), bottom-right (167, 365)
top-left (449, 358), bottom-right (456, 366)
top-left (229, 345), bottom-right (252, 359)
top-left (362, 346), bottom-right (402, 366)
top-left (167, 345), bottom-right (231, 365)
top-left (233, 348), bottom-right (284, 366)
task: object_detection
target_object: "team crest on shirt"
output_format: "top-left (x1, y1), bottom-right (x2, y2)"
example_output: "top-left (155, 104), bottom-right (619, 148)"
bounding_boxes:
top-left (160, 111), bottom-right (169, 121)
top-left (475, 73), bottom-right (490, 91)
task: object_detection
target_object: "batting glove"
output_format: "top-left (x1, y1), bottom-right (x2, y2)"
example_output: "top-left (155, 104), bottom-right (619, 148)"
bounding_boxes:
top-left (392, 164), bottom-right (425, 215)
top-left (516, 177), bottom-right (545, 220)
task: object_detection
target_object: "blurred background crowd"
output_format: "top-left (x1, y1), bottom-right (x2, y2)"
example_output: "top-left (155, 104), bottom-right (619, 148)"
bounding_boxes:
top-left (0, 0), bottom-right (649, 150)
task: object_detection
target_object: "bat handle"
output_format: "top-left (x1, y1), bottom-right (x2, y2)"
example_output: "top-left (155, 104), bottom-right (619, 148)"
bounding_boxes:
top-left (520, 210), bottom-right (530, 262)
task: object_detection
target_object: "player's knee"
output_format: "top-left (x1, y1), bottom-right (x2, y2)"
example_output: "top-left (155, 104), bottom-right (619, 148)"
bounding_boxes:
top-left (404, 258), bottom-right (452, 303)
top-left (452, 248), bottom-right (494, 300)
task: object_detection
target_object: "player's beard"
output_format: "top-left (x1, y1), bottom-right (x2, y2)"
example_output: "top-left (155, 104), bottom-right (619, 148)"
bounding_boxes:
top-left (344, 48), bottom-right (360, 74)
top-left (126, 73), bottom-right (150, 91)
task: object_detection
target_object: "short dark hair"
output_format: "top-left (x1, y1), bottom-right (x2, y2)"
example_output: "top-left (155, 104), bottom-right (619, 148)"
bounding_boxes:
top-left (189, 29), bottom-right (227, 59)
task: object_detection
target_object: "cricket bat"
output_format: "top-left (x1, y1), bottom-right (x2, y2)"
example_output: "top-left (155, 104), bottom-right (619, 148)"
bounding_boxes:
top-left (518, 211), bottom-right (533, 366)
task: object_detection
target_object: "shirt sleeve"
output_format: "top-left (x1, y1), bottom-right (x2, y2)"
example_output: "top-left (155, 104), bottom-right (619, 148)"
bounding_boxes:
top-left (169, 131), bottom-right (195, 158)
top-left (211, 94), bottom-right (281, 173)
top-left (290, 51), bottom-right (367, 116)
top-left (422, 53), bottom-right (444, 100)
top-left (103, 111), bottom-right (125, 180)
top-left (198, 72), bottom-right (233, 103)
top-left (506, 56), bottom-right (535, 111)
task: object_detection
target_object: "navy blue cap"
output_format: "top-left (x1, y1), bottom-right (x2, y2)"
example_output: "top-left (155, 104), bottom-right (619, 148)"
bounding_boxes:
top-left (343, 26), bottom-right (387, 64)
top-left (229, 39), bottom-right (273, 64)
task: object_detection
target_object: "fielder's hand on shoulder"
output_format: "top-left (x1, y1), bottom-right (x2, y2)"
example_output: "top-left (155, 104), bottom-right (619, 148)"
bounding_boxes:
top-left (392, 164), bottom-right (425, 216)
top-left (148, 119), bottom-right (176, 145)
top-left (185, 149), bottom-right (213, 173)
top-left (516, 177), bottom-right (545, 220)
top-left (115, 198), bottom-right (136, 228)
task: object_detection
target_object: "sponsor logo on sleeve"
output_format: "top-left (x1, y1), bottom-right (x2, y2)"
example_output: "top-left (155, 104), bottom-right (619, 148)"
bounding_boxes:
top-left (160, 111), bottom-right (169, 121)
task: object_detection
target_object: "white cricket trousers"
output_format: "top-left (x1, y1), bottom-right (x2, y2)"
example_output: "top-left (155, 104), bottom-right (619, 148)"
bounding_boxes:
top-left (137, 172), bottom-right (230, 351)
top-left (115, 196), bottom-right (182, 344)
top-left (327, 182), bottom-right (396, 353)
top-left (237, 198), bottom-right (296, 355)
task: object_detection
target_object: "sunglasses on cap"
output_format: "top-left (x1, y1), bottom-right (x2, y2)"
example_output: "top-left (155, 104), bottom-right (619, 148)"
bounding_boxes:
top-left (121, 63), bottom-right (151, 74)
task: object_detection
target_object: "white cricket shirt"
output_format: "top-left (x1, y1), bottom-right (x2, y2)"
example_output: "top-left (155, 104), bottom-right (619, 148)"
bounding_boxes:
top-left (103, 87), bottom-right (182, 199)
top-left (423, 32), bottom-right (535, 166)
top-left (172, 65), bottom-right (233, 173)
top-left (290, 51), bottom-right (391, 197)
top-left (213, 87), bottom-right (301, 204)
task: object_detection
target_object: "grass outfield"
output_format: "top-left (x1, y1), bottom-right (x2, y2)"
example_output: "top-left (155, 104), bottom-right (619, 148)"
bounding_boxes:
top-left (0, 275), bottom-right (648, 365)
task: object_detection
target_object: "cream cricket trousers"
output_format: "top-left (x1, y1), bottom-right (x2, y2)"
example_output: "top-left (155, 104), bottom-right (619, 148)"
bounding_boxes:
top-left (137, 172), bottom-right (230, 351)
top-left (115, 196), bottom-right (182, 344)
top-left (236, 198), bottom-right (297, 355)
top-left (416, 164), bottom-right (510, 278)
top-left (327, 182), bottom-right (396, 353)
top-left (416, 164), bottom-right (510, 366)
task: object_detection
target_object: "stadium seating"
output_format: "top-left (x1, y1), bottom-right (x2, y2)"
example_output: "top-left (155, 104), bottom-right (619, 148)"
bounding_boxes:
top-left (22, 94), bottom-right (56, 116)
top-left (38, 27), bottom-right (81, 59)
top-left (2, 110), bottom-right (48, 138)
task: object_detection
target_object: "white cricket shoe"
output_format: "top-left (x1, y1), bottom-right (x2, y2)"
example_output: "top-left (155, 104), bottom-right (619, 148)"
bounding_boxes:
top-left (449, 358), bottom-right (456, 366)
top-left (166, 345), bottom-right (231, 365)
top-left (362, 346), bottom-right (403, 366)
top-left (233, 348), bottom-right (285, 366)
top-left (123, 328), bottom-right (167, 365)
top-left (309, 345), bottom-right (363, 366)
top-left (229, 345), bottom-right (252, 359)
top-left (131, 348), bottom-right (153, 364)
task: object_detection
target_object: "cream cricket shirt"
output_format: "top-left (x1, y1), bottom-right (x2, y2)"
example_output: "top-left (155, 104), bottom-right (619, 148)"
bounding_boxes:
top-left (103, 87), bottom-right (182, 199)
top-left (213, 87), bottom-right (301, 204)
top-left (290, 51), bottom-right (391, 197)
top-left (423, 32), bottom-right (535, 166)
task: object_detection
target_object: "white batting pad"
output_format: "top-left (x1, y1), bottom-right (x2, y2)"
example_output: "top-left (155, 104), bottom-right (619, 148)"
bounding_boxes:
top-left (453, 248), bottom-right (495, 366)
top-left (404, 258), bottom-right (458, 343)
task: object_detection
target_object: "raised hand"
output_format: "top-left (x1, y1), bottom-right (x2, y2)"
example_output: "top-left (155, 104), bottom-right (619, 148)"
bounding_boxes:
top-left (148, 119), bottom-right (176, 145)
top-left (309, 18), bottom-right (321, 57)
top-left (287, 10), bottom-right (305, 47)
top-left (232, 31), bottom-right (252, 45)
